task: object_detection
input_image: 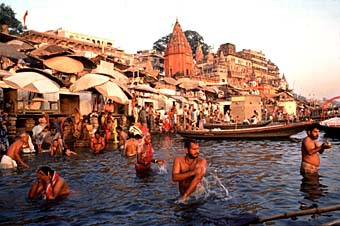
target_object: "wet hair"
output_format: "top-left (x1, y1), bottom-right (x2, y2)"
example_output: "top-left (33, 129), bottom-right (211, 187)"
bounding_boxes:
top-left (116, 126), bottom-right (122, 131)
top-left (184, 139), bottom-right (198, 150)
top-left (38, 166), bottom-right (54, 176)
top-left (306, 123), bottom-right (320, 132)
top-left (135, 134), bottom-right (142, 139)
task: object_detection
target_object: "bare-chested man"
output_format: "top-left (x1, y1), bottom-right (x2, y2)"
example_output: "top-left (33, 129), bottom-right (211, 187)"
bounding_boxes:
top-left (123, 135), bottom-right (140, 157)
top-left (172, 139), bottom-right (206, 202)
top-left (301, 123), bottom-right (332, 176)
top-left (90, 131), bottom-right (105, 154)
top-left (116, 126), bottom-right (128, 150)
top-left (0, 132), bottom-right (29, 169)
top-left (28, 166), bottom-right (70, 200)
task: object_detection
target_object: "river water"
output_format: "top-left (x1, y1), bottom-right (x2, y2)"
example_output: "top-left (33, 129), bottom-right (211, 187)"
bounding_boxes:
top-left (0, 132), bottom-right (339, 225)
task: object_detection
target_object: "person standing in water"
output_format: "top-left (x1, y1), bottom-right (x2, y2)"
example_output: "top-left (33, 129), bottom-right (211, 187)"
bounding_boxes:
top-left (90, 132), bottom-right (105, 154)
top-left (172, 139), bottom-right (206, 202)
top-left (135, 133), bottom-right (164, 173)
top-left (301, 123), bottom-right (332, 176)
top-left (0, 132), bottom-right (29, 169)
top-left (28, 166), bottom-right (70, 200)
top-left (116, 126), bottom-right (128, 150)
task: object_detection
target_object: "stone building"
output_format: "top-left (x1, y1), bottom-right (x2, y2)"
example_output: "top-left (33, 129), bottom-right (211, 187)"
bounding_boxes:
top-left (21, 30), bottom-right (133, 65)
top-left (164, 19), bottom-right (194, 77)
top-left (230, 95), bottom-right (262, 122)
top-left (135, 49), bottom-right (164, 75)
top-left (238, 49), bottom-right (268, 84)
top-left (46, 28), bottom-right (114, 48)
top-left (217, 43), bottom-right (253, 88)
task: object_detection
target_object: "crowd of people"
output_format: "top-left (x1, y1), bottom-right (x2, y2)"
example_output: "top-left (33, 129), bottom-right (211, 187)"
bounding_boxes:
top-left (0, 95), bottom-right (333, 204)
top-left (0, 107), bottom-right (209, 203)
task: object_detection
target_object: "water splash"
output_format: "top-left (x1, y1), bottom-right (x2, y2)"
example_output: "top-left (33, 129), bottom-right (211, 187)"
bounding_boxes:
top-left (213, 170), bottom-right (231, 199)
top-left (157, 163), bottom-right (168, 174)
top-left (183, 170), bottom-right (232, 203)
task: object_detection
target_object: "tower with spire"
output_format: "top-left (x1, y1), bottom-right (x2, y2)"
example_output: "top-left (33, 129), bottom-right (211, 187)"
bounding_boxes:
top-left (164, 19), bottom-right (194, 77)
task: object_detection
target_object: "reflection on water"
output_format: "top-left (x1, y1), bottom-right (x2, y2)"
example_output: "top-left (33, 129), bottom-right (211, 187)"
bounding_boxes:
top-left (0, 132), bottom-right (340, 225)
top-left (300, 174), bottom-right (327, 202)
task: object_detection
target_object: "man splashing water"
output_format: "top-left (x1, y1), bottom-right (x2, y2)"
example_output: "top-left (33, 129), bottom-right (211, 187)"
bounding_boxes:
top-left (172, 139), bottom-right (207, 203)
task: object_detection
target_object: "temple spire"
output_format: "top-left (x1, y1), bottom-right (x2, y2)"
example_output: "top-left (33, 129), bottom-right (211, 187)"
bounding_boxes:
top-left (164, 19), bottom-right (194, 77)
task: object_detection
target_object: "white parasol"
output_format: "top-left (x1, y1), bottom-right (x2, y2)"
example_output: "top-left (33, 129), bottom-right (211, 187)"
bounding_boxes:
top-left (95, 81), bottom-right (129, 105)
top-left (70, 73), bottom-right (110, 92)
top-left (4, 71), bottom-right (60, 93)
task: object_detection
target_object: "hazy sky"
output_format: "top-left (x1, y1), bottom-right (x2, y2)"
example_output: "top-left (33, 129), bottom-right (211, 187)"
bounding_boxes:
top-left (3, 0), bottom-right (340, 99)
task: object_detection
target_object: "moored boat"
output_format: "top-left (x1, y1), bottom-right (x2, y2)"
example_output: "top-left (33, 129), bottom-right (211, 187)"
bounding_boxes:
top-left (204, 119), bottom-right (272, 130)
top-left (319, 117), bottom-right (340, 138)
top-left (178, 121), bottom-right (313, 139)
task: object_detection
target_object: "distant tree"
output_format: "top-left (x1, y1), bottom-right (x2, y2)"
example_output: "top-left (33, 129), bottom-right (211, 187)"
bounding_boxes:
top-left (0, 3), bottom-right (23, 35)
top-left (153, 30), bottom-right (210, 57)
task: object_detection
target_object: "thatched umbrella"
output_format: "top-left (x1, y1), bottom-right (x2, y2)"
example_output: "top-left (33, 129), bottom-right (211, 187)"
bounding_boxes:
top-left (43, 56), bottom-right (84, 74)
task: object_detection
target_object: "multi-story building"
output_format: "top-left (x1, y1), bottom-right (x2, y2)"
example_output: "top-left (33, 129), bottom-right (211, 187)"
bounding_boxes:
top-left (135, 49), bottom-right (164, 75)
top-left (21, 29), bottom-right (133, 65)
top-left (164, 20), bottom-right (194, 77)
top-left (47, 28), bottom-right (114, 48)
top-left (239, 49), bottom-right (268, 83)
top-left (267, 60), bottom-right (280, 85)
top-left (217, 43), bottom-right (252, 88)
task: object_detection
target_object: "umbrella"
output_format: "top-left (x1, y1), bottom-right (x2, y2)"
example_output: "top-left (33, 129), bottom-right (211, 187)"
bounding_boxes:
top-left (70, 73), bottom-right (110, 92)
top-left (7, 40), bottom-right (34, 50)
top-left (68, 55), bottom-right (97, 70)
top-left (179, 81), bottom-right (199, 90)
top-left (0, 43), bottom-right (28, 60)
top-left (95, 81), bottom-right (129, 105)
top-left (0, 70), bottom-right (13, 78)
top-left (4, 72), bottom-right (60, 93)
top-left (43, 56), bottom-right (84, 73)
top-left (94, 70), bottom-right (129, 84)
top-left (16, 68), bottom-right (65, 86)
top-left (177, 77), bottom-right (191, 84)
top-left (30, 44), bottom-right (71, 58)
top-left (0, 81), bottom-right (14, 88)
top-left (129, 84), bottom-right (159, 94)
top-left (162, 77), bottom-right (178, 86)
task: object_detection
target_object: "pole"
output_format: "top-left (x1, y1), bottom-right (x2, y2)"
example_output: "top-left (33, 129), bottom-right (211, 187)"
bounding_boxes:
top-left (255, 204), bottom-right (340, 223)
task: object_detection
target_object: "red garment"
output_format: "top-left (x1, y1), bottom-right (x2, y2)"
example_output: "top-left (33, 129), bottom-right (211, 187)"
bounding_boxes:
top-left (135, 143), bottom-right (153, 173)
top-left (45, 171), bottom-right (59, 199)
top-left (135, 163), bottom-right (151, 172)
top-left (163, 118), bottom-right (170, 132)
top-left (137, 123), bottom-right (149, 136)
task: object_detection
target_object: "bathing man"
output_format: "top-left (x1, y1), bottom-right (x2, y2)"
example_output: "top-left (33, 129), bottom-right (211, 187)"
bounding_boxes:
top-left (0, 132), bottom-right (29, 169)
top-left (172, 139), bottom-right (206, 202)
top-left (28, 166), bottom-right (70, 200)
top-left (301, 123), bottom-right (332, 176)
top-left (90, 131), bottom-right (105, 154)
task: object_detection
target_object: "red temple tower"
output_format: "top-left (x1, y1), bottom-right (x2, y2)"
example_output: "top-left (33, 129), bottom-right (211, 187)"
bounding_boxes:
top-left (164, 19), bottom-right (194, 77)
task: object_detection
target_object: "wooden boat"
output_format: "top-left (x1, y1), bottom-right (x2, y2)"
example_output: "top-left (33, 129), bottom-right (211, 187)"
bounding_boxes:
top-left (204, 119), bottom-right (272, 130)
top-left (178, 121), bottom-right (313, 139)
top-left (319, 117), bottom-right (340, 138)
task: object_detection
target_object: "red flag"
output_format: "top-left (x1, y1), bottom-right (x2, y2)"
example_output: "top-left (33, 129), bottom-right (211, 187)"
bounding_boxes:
top-left (23, 10), bottom-right (28, 27)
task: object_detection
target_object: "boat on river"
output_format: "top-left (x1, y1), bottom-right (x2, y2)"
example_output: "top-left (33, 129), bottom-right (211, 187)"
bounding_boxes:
top-left (319, 117), bottom-right (340, 138)
top-left (178, 121), bottom-right (313, 139)
top-left (204, 119), bottom-right (272, 130)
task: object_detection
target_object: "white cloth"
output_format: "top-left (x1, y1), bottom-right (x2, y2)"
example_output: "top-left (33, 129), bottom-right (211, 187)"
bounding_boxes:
top-left (32, 124), bottom-right (46, 137)
top-left (23, 135), bottom-right (36, 153)
top-left (0, 155), bottom-right (17, 169)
